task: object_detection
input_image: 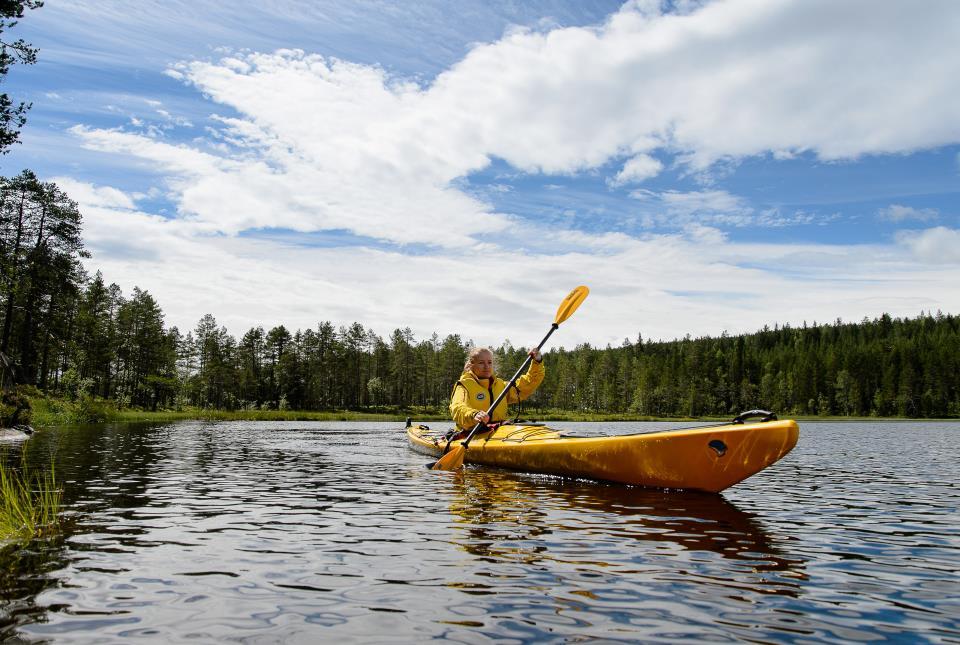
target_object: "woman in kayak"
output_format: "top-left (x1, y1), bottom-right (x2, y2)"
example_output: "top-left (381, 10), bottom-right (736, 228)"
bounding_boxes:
top-left (449, 346), bottom-right (544, 431)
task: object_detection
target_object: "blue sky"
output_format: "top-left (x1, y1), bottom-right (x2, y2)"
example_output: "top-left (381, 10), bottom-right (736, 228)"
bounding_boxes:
top-left (4, 0), bottom-right (959, 346)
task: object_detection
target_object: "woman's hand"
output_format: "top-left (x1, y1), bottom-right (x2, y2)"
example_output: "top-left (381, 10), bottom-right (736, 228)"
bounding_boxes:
top-left (528, 348), bottom-right (542, 362)
top-left (473, 410), bottom-right (490, 424)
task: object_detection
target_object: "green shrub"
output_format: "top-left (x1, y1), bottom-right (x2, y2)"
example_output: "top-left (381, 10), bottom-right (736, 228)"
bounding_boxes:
top-left (0, 387), bottom-right (32, 427)
top-left (25, 394), bottom-right (118, 426)
top-left (74, 395), bottom-right (118, 423)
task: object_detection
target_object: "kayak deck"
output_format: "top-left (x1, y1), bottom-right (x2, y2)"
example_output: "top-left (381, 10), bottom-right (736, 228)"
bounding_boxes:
top-left (409, 419), bottom-right (799, 493)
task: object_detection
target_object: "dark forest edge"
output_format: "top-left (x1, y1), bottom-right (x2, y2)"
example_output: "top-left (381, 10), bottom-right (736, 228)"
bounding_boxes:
top-left (2, 169), bottom-right (960, 428)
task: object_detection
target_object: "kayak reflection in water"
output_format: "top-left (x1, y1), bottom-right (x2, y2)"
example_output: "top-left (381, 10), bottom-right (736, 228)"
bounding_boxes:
top-left (449, 347), bottom-right (545, 434)
top-left (445, 469), bottom-right (806, 596)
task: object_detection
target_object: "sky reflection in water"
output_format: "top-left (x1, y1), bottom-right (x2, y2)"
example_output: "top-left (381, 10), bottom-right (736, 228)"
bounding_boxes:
top-left (1, 420), bottom-right (957, 642)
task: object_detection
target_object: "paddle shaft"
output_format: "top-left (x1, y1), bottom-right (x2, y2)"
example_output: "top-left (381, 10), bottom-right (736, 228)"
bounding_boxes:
top-left (460, 323), bottom-right (558, 450)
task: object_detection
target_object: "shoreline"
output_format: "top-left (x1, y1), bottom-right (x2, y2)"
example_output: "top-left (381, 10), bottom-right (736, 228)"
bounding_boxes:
top-left (27, 403), bottom-right (957, 428)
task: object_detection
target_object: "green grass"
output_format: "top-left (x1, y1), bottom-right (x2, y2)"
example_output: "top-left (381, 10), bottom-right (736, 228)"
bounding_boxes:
top-left (28, 398), bottom-right (451, 426)
top-left (28, 395), bottom-right (118, 426)
top-left (28, 395), bottom-right (939, 428)
top-left (30, 403), bottom-right (700, 425)
top-left (0, 456), bottom-right (61, 543)
top-left (111, 408), bottom-right (441, 423)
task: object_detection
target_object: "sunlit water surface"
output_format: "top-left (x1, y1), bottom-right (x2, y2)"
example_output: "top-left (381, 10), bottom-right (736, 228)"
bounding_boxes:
top-left (1, 420), bottom-right (958, 642)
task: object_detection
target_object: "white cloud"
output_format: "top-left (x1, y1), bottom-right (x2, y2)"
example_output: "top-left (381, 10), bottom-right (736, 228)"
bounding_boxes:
top-left (896, 227), bottom-right (960, 264)
top-left (657, 189), bottom-right (746, 215)
top-left (627, 191), bottom-right (838, 229)
top-left (612, 154), bottom-right (664, 185)
top-left (154, 107), bottom-right (192, 127)
top-left (53, 0), bottom-right (960, 343)
top-left (63, 180), bottom-right (960, 346)
top-left (877, 204), bottom-right (939, 222)
top-left (684, 223), bottom-right (727, 244)
top-left (70, 0), bottom-right (960, 250)
top-left (72, 122), bottom-right (509, 246)
top-left (51, 176), bottom-right (138, 210)
top-left (630, 188), bottom-right (754, 227)
top-left (754, 208), bottom-right (838, 228)
top-left (425, 0), bottom-right (960, 171)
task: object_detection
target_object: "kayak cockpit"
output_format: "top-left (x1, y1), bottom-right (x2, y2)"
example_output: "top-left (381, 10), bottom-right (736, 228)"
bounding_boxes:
top-left (407, 421), bottom-right (562, 445)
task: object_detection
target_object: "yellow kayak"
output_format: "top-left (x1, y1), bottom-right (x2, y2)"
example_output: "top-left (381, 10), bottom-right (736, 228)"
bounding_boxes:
top-left (408, 415), bottom-right (798, 493)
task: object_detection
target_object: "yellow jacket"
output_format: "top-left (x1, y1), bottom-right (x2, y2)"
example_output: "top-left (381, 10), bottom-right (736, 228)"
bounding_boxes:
top-left (449, 360), bottom-right (545, 430)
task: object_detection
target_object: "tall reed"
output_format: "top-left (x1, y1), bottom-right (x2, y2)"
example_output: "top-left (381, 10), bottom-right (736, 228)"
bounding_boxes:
top-left (0, 455), bottom-right (61, 542)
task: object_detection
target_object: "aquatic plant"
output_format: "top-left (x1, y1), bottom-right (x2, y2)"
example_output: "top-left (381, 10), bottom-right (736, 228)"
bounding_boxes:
top-left (0, 456), bottom-right (61, 542)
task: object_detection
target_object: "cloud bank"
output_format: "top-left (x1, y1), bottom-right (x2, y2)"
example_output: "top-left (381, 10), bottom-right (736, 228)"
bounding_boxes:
top-left (62, 0), bottom-right (960, 343)
top-left (73, 0), bottom-right (960, 245)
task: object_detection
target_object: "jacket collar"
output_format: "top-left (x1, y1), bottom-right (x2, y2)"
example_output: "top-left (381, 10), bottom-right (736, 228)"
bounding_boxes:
top-left (460, 370), bottom-right (494, 386)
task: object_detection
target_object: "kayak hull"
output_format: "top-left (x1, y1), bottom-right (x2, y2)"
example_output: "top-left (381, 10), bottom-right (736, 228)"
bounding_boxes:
top-left (409, 420), bottom-right (799, 493)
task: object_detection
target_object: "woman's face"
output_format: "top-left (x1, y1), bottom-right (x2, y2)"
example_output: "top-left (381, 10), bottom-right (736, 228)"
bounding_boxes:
top-left (470, 351), bottom-right (494, 380)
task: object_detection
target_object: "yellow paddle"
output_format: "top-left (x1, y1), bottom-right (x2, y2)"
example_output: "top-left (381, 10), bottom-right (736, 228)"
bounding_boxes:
top-left (429, 285), bottom-right (590, 471)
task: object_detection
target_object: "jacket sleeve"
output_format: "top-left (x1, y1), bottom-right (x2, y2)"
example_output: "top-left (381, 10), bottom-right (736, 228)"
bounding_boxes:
top-left (508, 359), bottom-right (545, 403)
top-left (449, 382), bottom-right (477, 430)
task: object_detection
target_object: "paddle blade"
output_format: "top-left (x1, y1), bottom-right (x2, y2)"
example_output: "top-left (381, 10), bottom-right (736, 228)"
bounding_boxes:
top-left (430, 445), bottom-right (466, 471)
top-left (554, 285), bottom-right (589, 325)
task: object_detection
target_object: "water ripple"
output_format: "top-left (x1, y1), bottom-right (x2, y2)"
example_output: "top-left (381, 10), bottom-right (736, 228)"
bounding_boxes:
top-left (0, 420), bottom-right (958, 642)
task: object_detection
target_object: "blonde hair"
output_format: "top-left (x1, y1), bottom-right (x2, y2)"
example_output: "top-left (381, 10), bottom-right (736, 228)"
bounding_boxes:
top-left (464, 346), bottom-right (495, 372)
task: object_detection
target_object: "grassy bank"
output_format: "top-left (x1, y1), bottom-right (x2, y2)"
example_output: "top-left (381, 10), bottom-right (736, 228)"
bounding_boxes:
top-left (0, 456), bottom-right (61, 542)
top-left (28, 396), bottom-right (450, 426)
top-left (28, 397), bottom-right (695, 426)
top-left (112, 408), bottom-right (434, 423)
top-left (24, 395), bottom-right (945, 427)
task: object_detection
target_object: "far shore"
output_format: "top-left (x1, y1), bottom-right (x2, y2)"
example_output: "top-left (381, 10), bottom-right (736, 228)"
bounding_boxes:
top-left (25, 401), bottom-right (956, 428)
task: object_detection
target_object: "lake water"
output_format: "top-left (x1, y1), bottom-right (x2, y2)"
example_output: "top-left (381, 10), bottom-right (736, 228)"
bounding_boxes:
top-left (1, 420), bottom-right (958, 642)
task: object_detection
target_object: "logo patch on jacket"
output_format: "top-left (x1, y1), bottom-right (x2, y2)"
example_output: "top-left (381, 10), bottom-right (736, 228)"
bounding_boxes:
top-left (476, 393), bottom-right (485, 400)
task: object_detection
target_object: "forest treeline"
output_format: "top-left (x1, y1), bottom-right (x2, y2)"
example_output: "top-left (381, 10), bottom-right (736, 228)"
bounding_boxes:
top-left (2, 170), bottom-right (959, 419)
